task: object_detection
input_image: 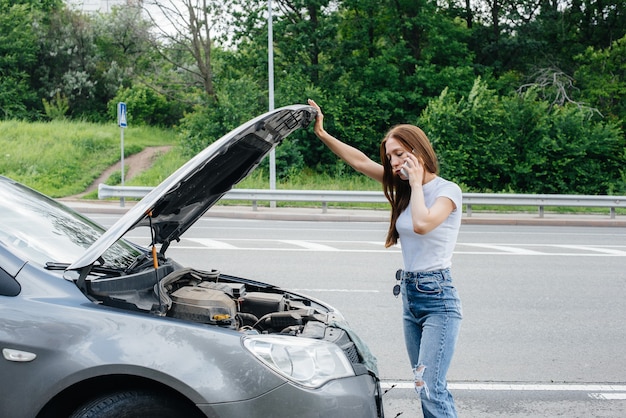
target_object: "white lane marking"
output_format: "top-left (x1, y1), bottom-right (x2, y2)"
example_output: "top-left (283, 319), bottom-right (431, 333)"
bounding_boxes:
top-left (223, 238), bottom-right (387, 247)
top-left (185, 238), bottom-right (238, 249)
top-left (461, 243), bottom-right (544, 255)
top-left (589, 393), bottom-right (626, 400)
top-left (292, 288), bottom-right (379, 293)
top-left (454, 251), bottom-right (624, 256)
top-left (553, 245), bottom-right (626, 255)
top-left (367, 241), bottom-right (388, 246)
top-left (124, 237), bottom-right (626, 256)
top-left (168, 247), bottom-right (400, 253)
top-left (381, 381), bottom-right (626, 392)
top-left (91, 216), bottom-right (626, 239)
top-left (279, 240), bottom-right (337, 251)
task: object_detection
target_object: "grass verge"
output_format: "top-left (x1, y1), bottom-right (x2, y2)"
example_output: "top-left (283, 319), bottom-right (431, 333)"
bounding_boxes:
top-left (0, 120), bottom-right (174, 197)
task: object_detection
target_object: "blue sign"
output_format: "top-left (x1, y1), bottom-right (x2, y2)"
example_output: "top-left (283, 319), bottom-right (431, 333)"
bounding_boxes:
top-left (117, 102), bottom-right (127, 128)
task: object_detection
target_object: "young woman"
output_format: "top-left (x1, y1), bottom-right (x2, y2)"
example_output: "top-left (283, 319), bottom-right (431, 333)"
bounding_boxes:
top-left (308, 99), bottom-right (463, 418)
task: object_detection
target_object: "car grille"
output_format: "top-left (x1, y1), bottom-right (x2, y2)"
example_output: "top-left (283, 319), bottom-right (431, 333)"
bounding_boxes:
top-left (343, 341), bottom-right (361, 364)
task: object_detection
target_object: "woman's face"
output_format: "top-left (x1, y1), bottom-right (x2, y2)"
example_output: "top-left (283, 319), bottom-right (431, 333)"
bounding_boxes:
top-left (385, 136), bottom-right (413, 180)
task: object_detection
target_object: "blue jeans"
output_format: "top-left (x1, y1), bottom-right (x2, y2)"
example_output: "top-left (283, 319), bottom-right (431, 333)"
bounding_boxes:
top-left (400, 268), bottom-right (462, 418)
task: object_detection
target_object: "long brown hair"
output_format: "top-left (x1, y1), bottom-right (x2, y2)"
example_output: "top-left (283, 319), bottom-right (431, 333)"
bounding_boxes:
top-left (379, 125), bottom-right (439, 247)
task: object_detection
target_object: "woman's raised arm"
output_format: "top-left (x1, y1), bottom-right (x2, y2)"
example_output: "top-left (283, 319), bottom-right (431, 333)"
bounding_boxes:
top-left (308, 99), bottom-right (384, 183)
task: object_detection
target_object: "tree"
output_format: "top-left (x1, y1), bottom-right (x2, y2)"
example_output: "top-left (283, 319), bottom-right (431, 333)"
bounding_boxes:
top-left (419, 78), bottom-right (515, 191)
top-left (299, 0), bottom-right (476, 170)
top-left (566, 0), bottom-right (626, 49)
top-left (575, 35), bottom-right (626, 128)
top-left (143, 0), bottom-right (232, 101)
top-left (33, 4), bottom-right (156, 122)
top-left (0, 2), bottom-right (40, 119)
top-left (419, 77), bottom-right (625, 194)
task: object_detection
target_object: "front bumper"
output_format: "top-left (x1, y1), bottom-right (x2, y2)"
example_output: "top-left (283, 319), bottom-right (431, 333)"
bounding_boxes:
top-left (198, 373), bottom-right (384, 417)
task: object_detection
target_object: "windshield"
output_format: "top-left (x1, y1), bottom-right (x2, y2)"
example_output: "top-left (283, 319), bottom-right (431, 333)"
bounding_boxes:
top-left (0, 178), bottom-right (141, 269)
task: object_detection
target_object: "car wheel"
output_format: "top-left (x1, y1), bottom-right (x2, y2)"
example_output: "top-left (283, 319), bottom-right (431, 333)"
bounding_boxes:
top-left (69, 389), bottom-right (202, 418)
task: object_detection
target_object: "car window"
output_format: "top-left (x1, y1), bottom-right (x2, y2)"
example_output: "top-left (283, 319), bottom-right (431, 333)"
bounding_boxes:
top-left (0, 179), bottom-right (141, 269)
top-left (0, 266), bottom-right (20, 296)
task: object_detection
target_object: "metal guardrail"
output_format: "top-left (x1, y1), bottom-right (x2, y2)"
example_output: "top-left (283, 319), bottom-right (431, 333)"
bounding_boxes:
top-left (98, 184), bottom-right (626, 219)
top-left (462, 193), bottom-right (625, 219)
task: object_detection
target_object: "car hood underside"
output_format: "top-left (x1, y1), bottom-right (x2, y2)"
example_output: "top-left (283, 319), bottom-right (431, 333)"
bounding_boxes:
top-left (69, 105), bottom-right (316, 272)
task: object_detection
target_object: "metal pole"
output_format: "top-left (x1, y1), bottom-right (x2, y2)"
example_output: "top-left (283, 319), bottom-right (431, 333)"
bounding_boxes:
top-left (268, 0), bottom-right (275, 112)
top-left (268, 0), bottom-right (276, 208)
top-left (120, 126), bottom-right (125, 207)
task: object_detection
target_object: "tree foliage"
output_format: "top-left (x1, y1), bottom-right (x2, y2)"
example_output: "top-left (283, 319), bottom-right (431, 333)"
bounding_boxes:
top-left (0, 2), bottom-right (40, 118)
top-left (420, 78), bottom-right (625, 194)
top-left (0, 0), bottom-right (625, 194)
top-left (575, 35), bottom-right (626, 127)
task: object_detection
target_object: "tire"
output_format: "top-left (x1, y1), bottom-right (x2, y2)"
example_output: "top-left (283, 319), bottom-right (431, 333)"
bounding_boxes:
top-left (69, 389), bottom-right (203, 418)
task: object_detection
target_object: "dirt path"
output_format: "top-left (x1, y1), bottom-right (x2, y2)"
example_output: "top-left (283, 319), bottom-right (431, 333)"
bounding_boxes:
top-left (72, 146), bottom-right (172, 198)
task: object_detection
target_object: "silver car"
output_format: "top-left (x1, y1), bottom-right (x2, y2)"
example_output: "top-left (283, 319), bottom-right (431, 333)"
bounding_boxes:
top-left (0, 104), bottom-right (384, 418)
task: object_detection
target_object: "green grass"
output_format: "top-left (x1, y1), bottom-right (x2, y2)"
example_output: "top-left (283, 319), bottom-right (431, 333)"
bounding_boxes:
top-left (466, 205), bottom-right (626, 216)
top-left (236, 167), bottom-right (380, 190)
top-left (0, 120), bottom-right (175, 197)
top-left (0, 119), bottom-right (382, 206)
top-left (226, 168), bottom-right (389, 210)
top-left (126, 146), bottom-right (186, 187)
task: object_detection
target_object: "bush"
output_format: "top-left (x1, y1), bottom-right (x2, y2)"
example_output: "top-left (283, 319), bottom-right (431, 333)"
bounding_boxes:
top-left (177, 74), bottom-right (266, 157)
top-left (109, 85), bottom-right (184, 127)
top-left (419, 77), bottom-right (625, 194)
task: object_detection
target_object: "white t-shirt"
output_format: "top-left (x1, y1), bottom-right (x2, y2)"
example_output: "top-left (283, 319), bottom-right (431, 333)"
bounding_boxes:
top-left (396, 176), bottom-right (462, 272)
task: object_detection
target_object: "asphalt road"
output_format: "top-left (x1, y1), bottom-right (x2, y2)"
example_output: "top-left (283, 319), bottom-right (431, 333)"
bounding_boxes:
top-left (87, 210), bottom-right (626, 417)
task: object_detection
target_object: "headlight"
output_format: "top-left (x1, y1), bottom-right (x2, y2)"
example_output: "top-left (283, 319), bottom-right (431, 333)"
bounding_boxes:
top-left (243, 335), bottom-right (355, 388)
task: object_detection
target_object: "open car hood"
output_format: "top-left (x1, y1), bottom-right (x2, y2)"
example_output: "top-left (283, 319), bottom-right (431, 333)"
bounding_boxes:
top-left (68, 104), bottom-right (316, 271)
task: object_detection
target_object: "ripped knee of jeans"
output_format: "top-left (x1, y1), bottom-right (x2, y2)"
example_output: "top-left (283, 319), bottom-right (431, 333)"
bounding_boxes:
top-left (413, 364), bottom-right (430, 400)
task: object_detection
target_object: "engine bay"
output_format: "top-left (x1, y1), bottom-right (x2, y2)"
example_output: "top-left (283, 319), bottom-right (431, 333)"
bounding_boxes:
top-left (161, 268), bottom-right (337, 336)
top-left (85, 266), bottom-right (360, 363)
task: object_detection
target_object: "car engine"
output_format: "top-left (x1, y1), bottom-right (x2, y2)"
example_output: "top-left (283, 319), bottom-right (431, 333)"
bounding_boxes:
top-left (86, 266), bottom-right (363, 366)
